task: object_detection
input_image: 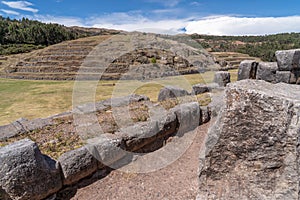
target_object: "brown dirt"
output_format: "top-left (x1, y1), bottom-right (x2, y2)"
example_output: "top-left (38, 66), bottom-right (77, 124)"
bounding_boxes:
top-left (71, 123), bottom-right (209, 200)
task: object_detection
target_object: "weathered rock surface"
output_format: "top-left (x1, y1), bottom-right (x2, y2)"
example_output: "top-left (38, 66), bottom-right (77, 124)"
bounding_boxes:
top-left (214, 71), bottom-right (230, 87)
top-left (0, 139), bottom-right (62, 200)
top-left (118, 111), bottom-right (177, 152)
top-left (198, 80), bottom-right (300, 199)
top-left (208, 90), bottom-right (225, 118)
top-left (170, 102), bottom-right (200, 135)
top-left (237, 60), bottom-right (258, 80)
top-left (157, 85), bottom-right (190, 101)
top-left (276, 71), bottom-right (291, 83)
top-left (88, 134), bottom-right (126, 169)
top-left (58, 146), bottom-right (98, 185)
top-left (256, 62), bottom-right (278, 83)
top-left (200, 106), bottom-right (211, 125)
top-left (275, 49), bottom-right (300, 71)
top-left (192, 84), bottom-right (209, 95)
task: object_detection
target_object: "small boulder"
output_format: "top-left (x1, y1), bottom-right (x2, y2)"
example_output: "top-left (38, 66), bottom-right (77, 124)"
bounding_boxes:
top-left (237, 60), bottom-right (258, 81)
top-left (214, 71), bottom-right (230, 87)
top-left (0, 139), bottom-right (62, 200)
top-left (200, 106), bottom-right (211, 125)
top-left (192, 84), bottom-right (209, 95)
top-left (275, 71), bottom-right (291, 83)
top-left (58, 146), bottom-right (98, 185)
top-left (157, 86), bottom-right (190, 101)
top-left (275, 49), bottom-right (300, 71)
top-left (256, 62), bottom-right (278, 83)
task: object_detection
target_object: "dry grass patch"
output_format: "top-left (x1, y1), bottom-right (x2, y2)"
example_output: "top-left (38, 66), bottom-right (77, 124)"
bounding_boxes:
top-left (0, 69), bottom-right (237, 125)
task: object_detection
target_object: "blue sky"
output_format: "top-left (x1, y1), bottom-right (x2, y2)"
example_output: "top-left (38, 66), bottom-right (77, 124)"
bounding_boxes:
top-left (0, 0), bottom-right (300, 35)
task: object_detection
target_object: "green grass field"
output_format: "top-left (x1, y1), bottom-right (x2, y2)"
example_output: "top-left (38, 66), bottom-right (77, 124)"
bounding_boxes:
top-left (0, 70), bottom-right (237, 125)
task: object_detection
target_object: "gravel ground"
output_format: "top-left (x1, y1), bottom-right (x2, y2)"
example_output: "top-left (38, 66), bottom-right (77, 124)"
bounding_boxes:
top-left (71, 123), bottom-right (209, 200)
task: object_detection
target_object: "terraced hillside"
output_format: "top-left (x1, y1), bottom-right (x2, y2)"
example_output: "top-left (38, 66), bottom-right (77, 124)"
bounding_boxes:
top-left (1, 35), bottom-right (112, 80)
top-left (211, 51), bottom-right (261, 70)
top-left (1, 33), bottom-right (219, 80)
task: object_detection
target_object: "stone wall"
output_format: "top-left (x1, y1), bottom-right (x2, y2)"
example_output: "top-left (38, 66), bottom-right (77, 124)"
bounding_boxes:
top-left (0, 98), bottom-right (211, 200)
top-left (238, 49), bottom-right (300, 84)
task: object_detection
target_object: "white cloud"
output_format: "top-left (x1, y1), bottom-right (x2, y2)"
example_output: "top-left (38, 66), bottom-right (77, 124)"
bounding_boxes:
top-left (145, 0), bottom-right (181, 7)
top-left (190, 1), bottom-right (201, 6)
top-left (89, 14), bottom-right (300, 36)
top-left (1, 9), bottom-right (19, 15)
top-left (20, 12), bottom-right (300, 36)
top-left (1, 1), bottom-right (38, 13)
top-left (185, 16), bottom-right (300, 35)
top-left (92, 19), bottom-right (187, 35)
top-left (87, 12), bottom-right (188, 34)
top-left (151, 8), bottom-right (180, 14)
top-left (85, 13), bottom-right (300, 35)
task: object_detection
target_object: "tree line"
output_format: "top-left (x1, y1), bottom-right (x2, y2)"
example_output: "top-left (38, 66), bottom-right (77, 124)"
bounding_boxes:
top-left (0, 16), bottom-right (99, 55)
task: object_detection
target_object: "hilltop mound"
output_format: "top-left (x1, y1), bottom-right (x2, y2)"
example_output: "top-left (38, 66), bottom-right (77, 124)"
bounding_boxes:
top-left (1, 32), bottom-right (219, 80)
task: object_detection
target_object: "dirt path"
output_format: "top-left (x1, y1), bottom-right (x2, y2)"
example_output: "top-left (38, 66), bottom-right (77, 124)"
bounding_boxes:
top-left (71, 123), bottom-right (209, 200)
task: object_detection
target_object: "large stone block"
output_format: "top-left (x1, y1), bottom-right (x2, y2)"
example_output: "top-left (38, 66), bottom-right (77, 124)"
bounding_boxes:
top-left (170, 102), bottom-right (200, 135)
top-left (256, 62), bottom-right (278, 83)
top-left (237, 60), bottom-right (258, 81)
top-left (58, 146), bottom-right (98, 185)
top-left (157, 85), bottom-right (190, 101)
top-left (275, 49), bottom-right (300, 71)
top-left (275, 71), bottom-right (291, 83)
top-left (214, 71), bottom-right (230, 87)
top-left (0, 139), bottom-right (62, 200)
top-left (198, 80), bottom-right (300, 199)
top-left (118, 111), bottom-right (177, 152)
top-left (88, 134), bottom-right (127, 169)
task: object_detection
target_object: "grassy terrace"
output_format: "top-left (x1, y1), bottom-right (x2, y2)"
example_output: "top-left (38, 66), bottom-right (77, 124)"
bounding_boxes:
top-left (0, 70), bottom-right (237, 126)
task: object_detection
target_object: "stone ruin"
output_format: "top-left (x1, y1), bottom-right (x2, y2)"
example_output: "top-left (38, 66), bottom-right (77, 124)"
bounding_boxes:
top-left (198, 49), bottom-right (300, 199)
top-left (238, 49), bottom-right (300, 84)
top-left (0, 90), bottom-right (214, 200)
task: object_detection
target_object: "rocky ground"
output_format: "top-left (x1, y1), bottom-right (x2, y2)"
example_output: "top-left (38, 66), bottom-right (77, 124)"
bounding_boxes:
top-left (71, 122), bottom-right (209, 200)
